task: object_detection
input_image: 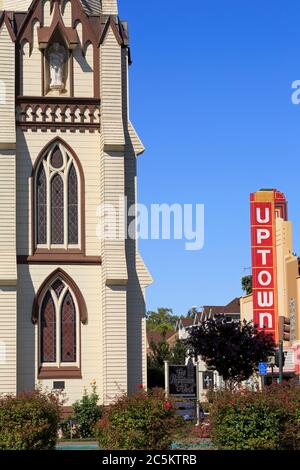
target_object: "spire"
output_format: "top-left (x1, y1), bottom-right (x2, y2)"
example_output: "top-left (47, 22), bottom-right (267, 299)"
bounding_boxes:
top-left (101, 0), bottom-right (118, 15)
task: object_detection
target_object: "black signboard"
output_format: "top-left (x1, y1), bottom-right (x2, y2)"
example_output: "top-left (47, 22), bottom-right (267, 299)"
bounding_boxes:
top-left (168, 359), bottom-right (197, 397)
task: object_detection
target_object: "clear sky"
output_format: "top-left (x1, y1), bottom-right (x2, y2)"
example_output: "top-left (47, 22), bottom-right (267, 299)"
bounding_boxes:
top-left (118, 0), bottom-right (300, 316)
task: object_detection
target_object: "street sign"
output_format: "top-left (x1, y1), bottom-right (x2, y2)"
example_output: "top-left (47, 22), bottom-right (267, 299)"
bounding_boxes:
top-left (259, 362), bottom-right (267, 375)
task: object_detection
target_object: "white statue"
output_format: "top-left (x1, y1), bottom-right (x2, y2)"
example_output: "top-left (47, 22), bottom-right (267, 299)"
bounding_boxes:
top-left (47, 43), bottom-right (66, 91)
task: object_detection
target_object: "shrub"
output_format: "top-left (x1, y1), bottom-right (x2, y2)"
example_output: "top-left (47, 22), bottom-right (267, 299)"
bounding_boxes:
top-left (210, 384), bottom-right (300, 450)
top-left (96, 387), bottom-right (181, 450)
top-left (0, 389), bottom-right (62, 450)
top-left (72, 382), bottom-right (102, 438)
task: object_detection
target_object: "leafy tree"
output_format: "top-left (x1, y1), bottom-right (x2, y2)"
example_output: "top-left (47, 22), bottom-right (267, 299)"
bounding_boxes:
top-left (241, 275), bottom-right (252, 295)
top-left (185, 316), bottom-right (275, 389)
top-left (187, 306), bottom-right (199, 319)
top-left (146, 308), bottom-right (179, 335)
top-left (148, 338), bottom-right (171, 369)
top-left (170, 339), bottom-right (188, 364)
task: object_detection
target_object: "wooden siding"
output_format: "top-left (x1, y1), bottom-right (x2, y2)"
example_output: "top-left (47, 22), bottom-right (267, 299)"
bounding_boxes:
top-left (0, 24), bottom-right (15, 145)
top-left (102, 0), bottom-right (118, 15)
top-left (17, 264), bottom-right (102, 404)
top-left (0, 287), bottom-right (17, 394)
top-left (100, 27), bottom-right (125, 150)
top-left (16, 129), bottom-right (101, 257)
top-left (0, 151), bottom-right (17, 283)
top-left (2, 0), bottom-right (32, 9)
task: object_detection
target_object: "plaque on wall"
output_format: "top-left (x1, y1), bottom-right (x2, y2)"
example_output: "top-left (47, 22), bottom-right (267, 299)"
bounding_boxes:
top-left (168, 358), bottom-right (196, 397)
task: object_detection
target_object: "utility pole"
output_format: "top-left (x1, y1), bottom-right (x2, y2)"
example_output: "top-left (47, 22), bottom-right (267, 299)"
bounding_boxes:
top-left (278, 340), bottom-right (283, 384)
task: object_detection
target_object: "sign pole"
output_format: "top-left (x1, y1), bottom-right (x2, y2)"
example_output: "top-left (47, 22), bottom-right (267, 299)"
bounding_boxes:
top-left (196, 357), bottom-right (200, 426)
top-left (279, 341), bottom-right (283, 384)
top-left (164, 361), bottom-right (169, 399)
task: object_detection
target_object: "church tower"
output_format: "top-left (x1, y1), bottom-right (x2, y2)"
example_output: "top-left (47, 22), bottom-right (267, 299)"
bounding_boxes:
top-left (0, 0), bottom-right (152, 405)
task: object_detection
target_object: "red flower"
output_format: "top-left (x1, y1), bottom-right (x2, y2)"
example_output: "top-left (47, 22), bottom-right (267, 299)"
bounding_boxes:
top-left (164, 401), bottom-right (173, 410)
top-left (137, 383), bottom-right (143, 389)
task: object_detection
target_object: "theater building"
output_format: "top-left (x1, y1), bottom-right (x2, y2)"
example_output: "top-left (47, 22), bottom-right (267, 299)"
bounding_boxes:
top-left (241, 189), bottom-right (300, 379)
top-left (0, 0), bottom-right (152, 404)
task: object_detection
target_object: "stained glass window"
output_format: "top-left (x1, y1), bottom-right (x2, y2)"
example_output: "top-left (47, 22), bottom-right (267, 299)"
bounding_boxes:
top-left (36, 143), bottom-right (80, 249)
top-left (41, 291), bottom-right (56, 363)
top-left (51, 174), bottom-right (64, 244)
top-left (37, 165), bottom-right (47, 244)
top-left (68, 163), bottom-right (78, 244)
top-left (52, 279), bottom-right (64, 298)
top-left (61, 292), bottom-right (76, 363)
top-left (50, 146), bottom-right (63, 169)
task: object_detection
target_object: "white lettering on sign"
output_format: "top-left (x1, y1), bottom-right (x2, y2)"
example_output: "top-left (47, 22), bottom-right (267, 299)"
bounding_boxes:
top-left (257, 229), bottom-right (270, 244)
top-left (258, 270), bottom-right (272, 287)
top-left (256, 207), bottom-right (270, 224)
top-left (259, 313), bottom-right (273, 329)
top-left (257, 249), bottom-right (271, 265)
top-left (257, 291), bottom-right (274, 308)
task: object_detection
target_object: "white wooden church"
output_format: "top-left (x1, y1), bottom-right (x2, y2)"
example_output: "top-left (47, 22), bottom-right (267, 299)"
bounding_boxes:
top-left (0, 0), bottom-right (152, 406)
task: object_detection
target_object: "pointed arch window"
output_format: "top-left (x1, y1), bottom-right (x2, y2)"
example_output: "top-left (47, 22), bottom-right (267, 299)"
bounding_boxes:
top-left (34, 141), bottom-right (82, 251)
top-left (32, 269), bottom-right (87, 378)
top-left (38, 278), bottom-right (80, 368)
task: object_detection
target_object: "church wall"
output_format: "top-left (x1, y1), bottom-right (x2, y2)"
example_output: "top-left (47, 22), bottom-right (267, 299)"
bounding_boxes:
top-left (2, 0), bottom-right (32, 10)
top-left (102, 0), bottom-right (118, 15)
top-left (16, 129), bottom-right (101, 257)
top-left (21, 23), bottom-right (42, 97)
top-left (0, 287), bottom-right (17, 394)
top-left (73, 40), bottom-right (94, 98)
top-left (17, 263), bottom-right (103, 404)
top-left (0, 24), bottom-right (15, 145)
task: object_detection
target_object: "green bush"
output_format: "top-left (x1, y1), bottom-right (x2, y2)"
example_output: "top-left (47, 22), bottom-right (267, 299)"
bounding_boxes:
top-left (0, 389), bottom-right (62, 450)
top-left (72, 382), bottom-right (102, 438)
top-left (210, 384), bottom-right (300, 450)
top-left (96, 387), bottom-right (181, 450)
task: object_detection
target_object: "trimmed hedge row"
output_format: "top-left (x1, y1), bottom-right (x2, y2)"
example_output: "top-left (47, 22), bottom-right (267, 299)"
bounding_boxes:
top-left (210, 384), bottom-right (300, 450)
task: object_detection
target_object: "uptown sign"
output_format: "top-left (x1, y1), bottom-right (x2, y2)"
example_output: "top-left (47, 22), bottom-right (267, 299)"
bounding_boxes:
top-left (251, 193), bottom-right (278, 341)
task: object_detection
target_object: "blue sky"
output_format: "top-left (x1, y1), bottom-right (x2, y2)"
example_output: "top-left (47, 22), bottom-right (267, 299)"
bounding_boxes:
top-left (118, 0), bottom-right (300, 316)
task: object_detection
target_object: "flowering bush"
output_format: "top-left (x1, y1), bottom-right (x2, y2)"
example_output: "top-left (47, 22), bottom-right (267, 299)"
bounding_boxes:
top-left (96, 387), bottom-right (181, 450)
top-left (210, 383), bottom-right (300, 450)
top-left (0, 389), bottom-right (62, 450)
top-left (71, 381), bottom-right (102, 438)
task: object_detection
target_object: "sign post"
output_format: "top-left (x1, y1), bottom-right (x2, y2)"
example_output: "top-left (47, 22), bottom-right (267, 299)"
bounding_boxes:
top-left (259, 361), bottom-right (267, 389)
top-left (164, 361), bottom-right (170, 399)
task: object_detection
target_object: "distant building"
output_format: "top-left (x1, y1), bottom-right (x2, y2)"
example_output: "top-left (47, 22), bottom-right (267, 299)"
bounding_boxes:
top-left (241, 189), bottom-right (300, 381)
top-left (176, 298), bottom-right (241, 340)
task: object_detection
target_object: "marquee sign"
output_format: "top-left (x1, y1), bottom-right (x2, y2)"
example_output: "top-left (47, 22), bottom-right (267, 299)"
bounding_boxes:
top-left (250, 191), bottom-right (280, 341)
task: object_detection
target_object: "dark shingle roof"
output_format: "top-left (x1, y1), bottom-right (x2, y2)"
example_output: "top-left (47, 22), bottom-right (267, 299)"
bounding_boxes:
top-left (80, 0), bottom-right (102, 15)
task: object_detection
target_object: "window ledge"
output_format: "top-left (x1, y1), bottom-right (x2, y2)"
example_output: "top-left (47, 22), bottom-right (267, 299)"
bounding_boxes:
top-left (38, 367), bottom-right (82, 379)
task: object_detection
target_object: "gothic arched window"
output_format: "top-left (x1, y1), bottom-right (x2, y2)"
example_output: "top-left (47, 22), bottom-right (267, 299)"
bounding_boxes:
top-left (39, 278), bottom-right (78, 367)
top-left (34, 140), bottom-right (81, 251)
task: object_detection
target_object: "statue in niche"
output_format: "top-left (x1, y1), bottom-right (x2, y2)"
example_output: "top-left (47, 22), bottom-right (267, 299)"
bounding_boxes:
top-left (47, 43), bottom-right (66, 91)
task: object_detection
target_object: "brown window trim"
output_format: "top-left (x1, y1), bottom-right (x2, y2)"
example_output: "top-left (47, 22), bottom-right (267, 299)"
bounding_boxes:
top-left (38, 367), bottom-right (82, 380)
top-left (31, 137), bottom-right (86, 257)
top-left (17, 254), bottom-right (101, 265)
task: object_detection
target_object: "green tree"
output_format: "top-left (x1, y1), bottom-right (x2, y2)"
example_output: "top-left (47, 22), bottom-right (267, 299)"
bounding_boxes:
top-left (146, 308), bottom-right (179, 335)
top-left (241, 275), bottom-right (252, 295)
top-left (170, 339), bottom-right (187, 364)
top-left (185, 316), bottom-right (275, 389)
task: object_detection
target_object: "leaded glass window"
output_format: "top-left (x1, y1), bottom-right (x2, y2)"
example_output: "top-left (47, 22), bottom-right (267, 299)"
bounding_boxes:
top-left (41, 291), bottom-right (56, 363)
top-left (40, 277), bottom-right (79, 367)
top-left (35, 142), bottom-right (80, 249)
